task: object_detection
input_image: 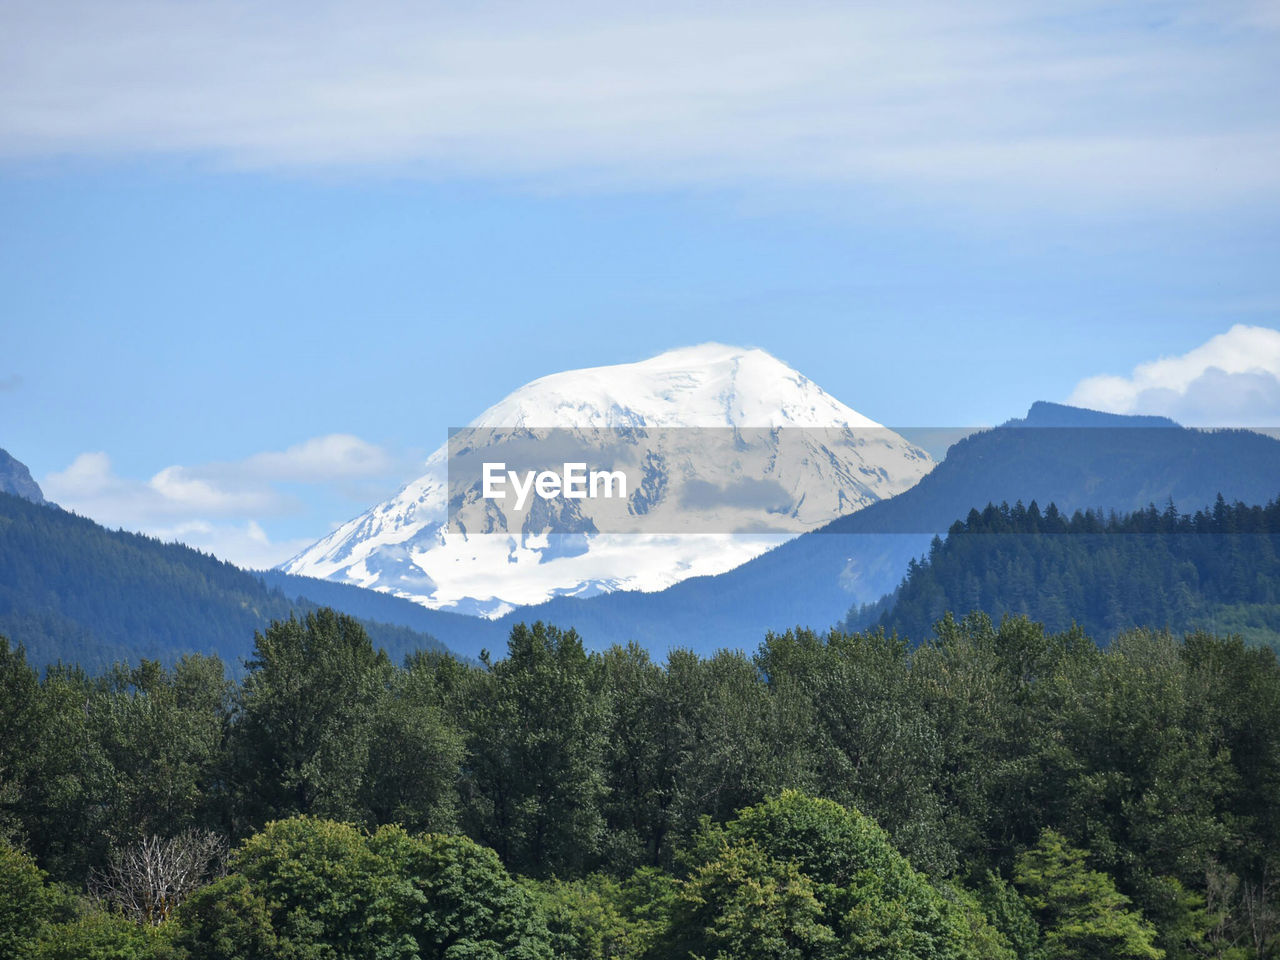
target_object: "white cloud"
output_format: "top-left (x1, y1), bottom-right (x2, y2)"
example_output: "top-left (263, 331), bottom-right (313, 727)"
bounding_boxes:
top-left (1068, 324), bottom-right (1280, 426)
top-left (1, 0), bottom-right (1277, 206)
top-left (41, 434), bottom-right (406, 568)
top-left (45, 451), bottom-right (115, 499)
top-left (240, 434), bottom-right (393, 482)
top-left (45, 452), bottom-right (288, 524)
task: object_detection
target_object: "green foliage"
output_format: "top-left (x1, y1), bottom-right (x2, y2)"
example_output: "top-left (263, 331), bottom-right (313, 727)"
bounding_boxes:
top-left (172, 874), bottom-right (279, 960)
top-left (938, 884), bottom-right (1018, 960)
top-left (757, 629), bottom-right (952, 873)
top-left (5, 651), bottom-right (232, 883)
top-left (1135, 875), bottom-right (1216, 960)
top-left (233, 610), bottom-right (395, 826)
top-left (21, 662), bottom-right (115, 878)
top-left (1, 841), bottom-right (56, 957)
top-left (659, 648), bottom-right (800, 858)
top-left (0, 637), bottom-right (41, 845)
top-left (614, 868), bottom-right (680, 955)
top-left (668, 839), bottom-right (836, 960)
top-left (31, 912), bottom-right (174, 960)
top-left (598, 643), bottom-right (675, 872)
top-left (1016, 628), bottom-right (1232, 890)
top-left (4, 842), bottom-right (172, 960)
top-left (672, 792), bottom-right (990, 960)
top-left (531, 868), bottom-right (677, 960)
top-left (231, 817), bottom-right (409, 957)
top-left (366, 827), bottom-right (552, 960)
top-left (6, 605), bottom-right (1280, 957)
top-left (1182, 632), bottom-right (1280, 882)
top-left (6, 648), bottom-right (232, 882)
top-left (196, 817), bottom-right (552, 960)
top-left (863, 496), bottom-right (1280, 645)
top-left (977, 872), bottom-right (1044, 960)
top-left (361, 662), bottom-right (464, 833)
top-left (461, 622), bottom-right (609, 877)
top-left (1015, 829), bottom-right (1163, 960)
top-left (92, 656), bottom-right (231, 846)
top-left (533, 874), bottom-right (636, 960)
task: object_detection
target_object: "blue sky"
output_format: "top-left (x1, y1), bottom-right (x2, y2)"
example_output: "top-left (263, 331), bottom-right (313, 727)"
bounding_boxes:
top-left (2, 0), bottom-right (1279, 566)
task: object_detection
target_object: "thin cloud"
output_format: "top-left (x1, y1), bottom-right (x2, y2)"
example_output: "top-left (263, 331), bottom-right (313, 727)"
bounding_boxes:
top-left (1068, 324), bottom-right (1280, 426)
top-left (43, 451), bottom-right (290, 525)
top-left (1, 0), bottom-right (1277, 206)
top-left (41, 434), bottom-right (410, 568)
top-left (240, 434), bottom-right (394, 482)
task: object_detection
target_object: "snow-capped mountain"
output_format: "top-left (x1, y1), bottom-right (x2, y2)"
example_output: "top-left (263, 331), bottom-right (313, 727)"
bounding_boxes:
top-left (280, 344), bottom-right (934, 616)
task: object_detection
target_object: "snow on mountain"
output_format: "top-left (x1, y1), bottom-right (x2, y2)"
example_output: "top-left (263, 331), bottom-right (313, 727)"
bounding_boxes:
top-left (280, 344), bottom-right (934, 617)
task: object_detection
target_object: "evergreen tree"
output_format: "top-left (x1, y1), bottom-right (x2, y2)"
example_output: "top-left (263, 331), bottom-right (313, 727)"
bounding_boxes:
top-left (1015, 829), bottom-right (1163, 960)
top-left (461, 622), bottom-right (609, 877)
top-left (232, 610), bottom-right (392, 827)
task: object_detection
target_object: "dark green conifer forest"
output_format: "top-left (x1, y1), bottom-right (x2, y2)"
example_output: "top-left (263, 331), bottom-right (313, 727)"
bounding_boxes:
top-left (4, 603), bottom-right (1280, 958)
top-left (0, 492), bottom-right (458, 670)
top-left (854, 495), bottom-right (1280, 649)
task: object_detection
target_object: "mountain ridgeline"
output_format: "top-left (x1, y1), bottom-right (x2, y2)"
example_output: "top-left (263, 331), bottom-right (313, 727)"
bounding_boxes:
top-left (7, 403), bottom-right (1280, 667)
top-left (478, 406), bottom-right (1280, 656)
top-left (0, 491), bottom-right (459, 671)
top-left (852, 494), bottom-right (1280, 649)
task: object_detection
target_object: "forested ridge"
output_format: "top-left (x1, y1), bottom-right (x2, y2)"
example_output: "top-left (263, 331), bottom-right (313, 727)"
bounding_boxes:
top-left (4, 608), bottom-right (1280, 958)
top-left (853, 494), bottom-right (1280, 648)
top-left (0, 492), bottom-right (454, 669)
top-left (470, 415), bottom-right (1280, 654)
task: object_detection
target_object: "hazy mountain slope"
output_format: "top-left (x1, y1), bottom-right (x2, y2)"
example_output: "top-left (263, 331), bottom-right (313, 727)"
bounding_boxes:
top-left (481, 404), bottom-right (1280, 656)
top-left (281, 344), bottom-right (933, 616)
top-left (14, 401), bottom-right (1278, 667)
top-left (259, 568), bottom-right (509, 655)
top-left (0, 493), bottom-right (456, 671)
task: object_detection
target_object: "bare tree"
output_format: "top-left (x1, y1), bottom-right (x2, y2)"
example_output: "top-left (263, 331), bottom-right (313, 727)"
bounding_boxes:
top-left (90, 829), bottom-right (228, 925)
top-left (1241, 873), bottom-right (1280, 960)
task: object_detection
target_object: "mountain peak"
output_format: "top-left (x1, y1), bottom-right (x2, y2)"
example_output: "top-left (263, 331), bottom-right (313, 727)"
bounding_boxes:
top-left (1008, 401), bottom-right (1180, 429)
top-left (634, 341), bottom-right (763, 365)
top-left (0, 448), bottom-right (47, 505)
top-left (283, 346), bottom-right (931, 616)
top-left (472, 343), bottom-right (881, 430)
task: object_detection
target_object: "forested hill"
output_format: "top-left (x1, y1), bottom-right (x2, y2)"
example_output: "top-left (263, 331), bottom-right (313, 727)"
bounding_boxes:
top-left (855, 494), bottom-right (1280, 647)
top-left (0, 492), bottom-right (455, 670)
top-left (484, 407), bottom-right (1280, 654)
top-left (258, 568), bottom-right (508, 655)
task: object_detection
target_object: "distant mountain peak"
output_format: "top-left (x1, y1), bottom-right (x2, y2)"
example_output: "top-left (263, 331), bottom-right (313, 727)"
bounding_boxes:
top-left (471, 343), bottom-right (882, 430)
top-left (0, 448), bottom-right (46, 505)
top-left (1007, 401), bottom-right (1180, 429)
top-left (282, 345), bottom-right (933, 616)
